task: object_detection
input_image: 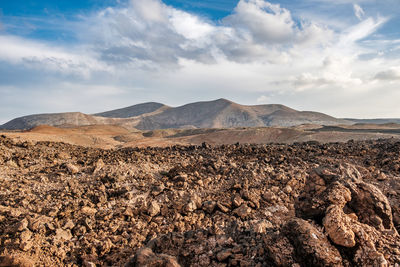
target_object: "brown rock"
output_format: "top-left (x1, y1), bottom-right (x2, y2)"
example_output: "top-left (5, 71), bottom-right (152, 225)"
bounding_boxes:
top-left (55, 228), bottom-right (72, 241)
top-left (63, 219), bottom-right (75, 230)
top-left (251, 220), bottom-right (272, 234)
top-left (198, 254), bottom-right (210, 266)
top-left (233, 204), bottom-right (251, 219)
top-left (377, 172), bottom-right (387, 181)
top-left (93, 158), bottom-right (104, 173)
top-left (20, 230), bottom-right (32, 243)
top-left (297, 166), bottom-right (400, 265)
top-left (216, 249), bottom-right (232, 262)
top-left (232, 194), bottom-right (243, 208)
top-left (148, 201), bottom-right (161, 217)
top-left (152, 184), bottom-right (165, 196)
top-left (185, 200), bottom-right (197, 213)
top-left (0, 255), bottom-right (35, 267)
top-left (81, 206), bottom-right (97, 216)
top-left (19, 240), bottom-right (33, 251)
top-left (83, 261), bottom-right (96, 267)
top-left (323, 205), bottom-right (356, 247)
top-left (284, 218), bottom-right (343, 267)
top-left (216, 202), bottom-right (230, 213)
top-left (202, 201), bottom-right (216, 214)
top-left (125, 247), bottom-right (181, 267)
top-left (262, 191), bottom-right (277, 203)
top-left (65, 163), bottom-right (79, 174)
top-left (346, 181), bottom-right (394, 230)
top-left (17, 218), bottom-right (29, 232)
top-left (263, 233), bottom-right (297, 266)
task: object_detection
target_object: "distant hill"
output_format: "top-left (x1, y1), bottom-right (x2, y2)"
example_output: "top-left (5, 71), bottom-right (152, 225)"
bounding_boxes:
top-left (345, 118), bottom-right (400, 124)
top-left (94, 102), bottom-right (170, 118)
top-left (0, 112), bottom-right (116, 130)
top-left (134, 99), bottom-right (350, 130)
top-left (0, 99), bottom-right (351, 130)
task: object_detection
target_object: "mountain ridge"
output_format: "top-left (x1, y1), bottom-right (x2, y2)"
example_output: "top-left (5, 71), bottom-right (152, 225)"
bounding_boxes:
top-left (94, 102), bottom-right (170, 118)
top-left (0, 99), bottom-right (352, 130)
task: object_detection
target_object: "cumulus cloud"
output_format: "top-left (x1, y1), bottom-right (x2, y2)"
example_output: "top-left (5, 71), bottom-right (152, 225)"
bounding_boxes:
top-left (224, 0), bottom-right (295, 44)
top-left (78, 0), bottom-right (338, 66)
top-left (353, 4), bottom-right (365, 20)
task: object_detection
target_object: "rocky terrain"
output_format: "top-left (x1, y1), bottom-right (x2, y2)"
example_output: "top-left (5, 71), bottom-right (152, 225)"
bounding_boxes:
top-left (1, 134), bottom-right (400, 266)
top-left (0, 99), bottom-right (350, 130)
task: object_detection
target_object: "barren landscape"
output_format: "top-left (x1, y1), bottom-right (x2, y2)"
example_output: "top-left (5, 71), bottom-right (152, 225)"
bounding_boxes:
top-left (1, 133), bottom-right (400, 266)
top-left (2, 100), bottom-right (400, 266)
top-left (2, 99), bottom-right (400, 150)
top-left (3, 0), bottom-right (400, 265)
top-left (2, 122), bottom-right (400, 150)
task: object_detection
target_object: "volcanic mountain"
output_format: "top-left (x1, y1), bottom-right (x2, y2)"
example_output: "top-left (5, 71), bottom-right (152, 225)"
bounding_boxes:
top-left (133, 99), bottom-right (349, 130)
top-left (94, 102), bottom-right (170, 118)
top-left (0, 99), bottom-right (350, 130)
top-left (0, 112), bottom-right (113, 131)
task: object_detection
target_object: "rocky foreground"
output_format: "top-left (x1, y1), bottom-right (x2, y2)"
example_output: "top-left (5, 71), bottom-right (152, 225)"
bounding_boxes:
top-left (0, 135), bottom-right (400, 266)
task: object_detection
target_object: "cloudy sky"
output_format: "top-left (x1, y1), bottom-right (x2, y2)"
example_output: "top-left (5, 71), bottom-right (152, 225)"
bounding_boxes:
top-left (1, 0), bottom-right (400, 123)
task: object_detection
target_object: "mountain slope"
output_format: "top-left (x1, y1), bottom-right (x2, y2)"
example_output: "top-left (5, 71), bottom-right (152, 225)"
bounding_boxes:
top-left (94, 102), bottom-right (170, 118)
top-left (263, 110), bottom-right (346, 127)
top-left (0, 112), bottom-right (115, 130)
top-left (136, 99), bottom-right (239, 129)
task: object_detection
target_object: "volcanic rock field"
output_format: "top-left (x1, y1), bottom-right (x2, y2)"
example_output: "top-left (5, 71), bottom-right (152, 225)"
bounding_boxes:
top-left (1, 135), bottom-right (400, 266)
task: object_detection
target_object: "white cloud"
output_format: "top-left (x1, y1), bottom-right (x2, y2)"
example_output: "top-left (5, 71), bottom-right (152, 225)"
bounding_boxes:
top-left (79, 0), bottom-right (340, 65)
top-left (131, 0), bottom-right (168, 23)
top-left (0, 35), bottom-right (110, 79)
top-left (339, 16), bottom-right (387, 47)
top-left (353, 4), bottom-right (365, 20)
top-left (169, 9), bottom-right (215, 40)
top-left (224, 0), bottom-right (295, 44)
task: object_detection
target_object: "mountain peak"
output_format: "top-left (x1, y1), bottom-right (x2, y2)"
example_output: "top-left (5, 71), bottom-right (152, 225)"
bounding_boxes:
top-left (214, 98), bottom-right (233, 104)
top-left (95, 102), bottom-right (170, 118)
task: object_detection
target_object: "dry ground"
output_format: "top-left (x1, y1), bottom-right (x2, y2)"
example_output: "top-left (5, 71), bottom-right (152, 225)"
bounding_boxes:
top-left (1, 124), bottom-right (400, 149)
top-left (0, 134), bottom-right (400, 266)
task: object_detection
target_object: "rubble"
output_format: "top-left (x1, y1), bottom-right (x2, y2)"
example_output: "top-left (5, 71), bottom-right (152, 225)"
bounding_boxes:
top-left (0, 135), bottom-right (400, 266)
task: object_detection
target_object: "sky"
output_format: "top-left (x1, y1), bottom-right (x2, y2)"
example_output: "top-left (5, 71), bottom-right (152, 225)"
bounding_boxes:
top-left (1, 0), bottom-right (400, 123)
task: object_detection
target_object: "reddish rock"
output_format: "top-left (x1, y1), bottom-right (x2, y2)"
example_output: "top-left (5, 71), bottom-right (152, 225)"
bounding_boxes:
top-left (125, 248), bottom-right (180, 267)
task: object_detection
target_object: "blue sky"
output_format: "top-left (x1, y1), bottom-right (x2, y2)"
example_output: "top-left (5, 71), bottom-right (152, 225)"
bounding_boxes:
top-left (2, 1), bottom-right (399, 40)
top-left (1, 0), bottom-right (400, 123)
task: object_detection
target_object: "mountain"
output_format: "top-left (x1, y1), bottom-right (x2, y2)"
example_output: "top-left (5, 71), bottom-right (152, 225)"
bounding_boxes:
top-left (94, 102), bottom-right (170, 118)
top-left (0, 99), bottom-right (351, 130)
top-left (134, 99), bottom-right (349, 130)
top-left (345, 118), bottom-right (400, 124)
top-left (0, 112), bottom-right (116, 130)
